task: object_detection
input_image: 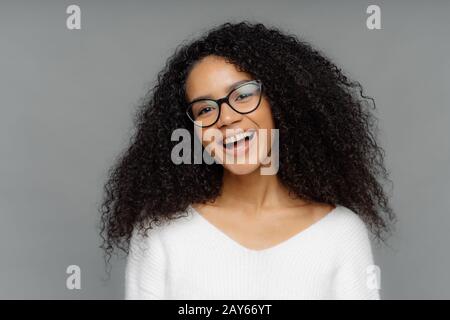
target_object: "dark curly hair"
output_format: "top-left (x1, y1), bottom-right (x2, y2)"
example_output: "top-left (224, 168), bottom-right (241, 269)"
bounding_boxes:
top-left (99, 20), bottom-right (396, 276)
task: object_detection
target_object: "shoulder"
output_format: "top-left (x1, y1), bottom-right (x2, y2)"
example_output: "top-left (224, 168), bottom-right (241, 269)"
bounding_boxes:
top-left (329, 205), bottom-right (374, 256)
top-left (323, 205), bottom-right (374, 253)
top-left (129, 207), bottom-right (196, 252)
top-left (128, 220), bottom-right (164, 258)
top-left (331, 205), bottom-right (371, 237)
top-left (327, 206), bottom-right (380, 299)
top-left (303, 204), bottom-right (372, 248)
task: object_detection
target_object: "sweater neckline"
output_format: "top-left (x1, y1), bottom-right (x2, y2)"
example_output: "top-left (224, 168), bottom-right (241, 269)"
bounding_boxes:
top-left (188, 204), bottom-right (340, 255)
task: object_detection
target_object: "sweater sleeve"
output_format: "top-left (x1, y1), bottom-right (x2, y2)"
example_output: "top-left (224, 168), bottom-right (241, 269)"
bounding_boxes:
top-left (331, 212), bottom-right (381, 300)
top-left (124, 223), bottom-right (167, 299)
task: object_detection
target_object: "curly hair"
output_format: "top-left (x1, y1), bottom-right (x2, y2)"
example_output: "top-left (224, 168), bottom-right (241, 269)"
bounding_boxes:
top-left (99, 20), bottom-right (396, 275)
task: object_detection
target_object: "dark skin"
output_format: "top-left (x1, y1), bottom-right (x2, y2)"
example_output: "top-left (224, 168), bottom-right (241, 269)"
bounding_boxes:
top-left (186, 55), bottom-right (335, 252)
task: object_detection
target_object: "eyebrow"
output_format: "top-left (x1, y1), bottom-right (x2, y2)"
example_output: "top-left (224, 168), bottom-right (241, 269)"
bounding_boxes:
top-left (189, 79), bottom-right (253, 103)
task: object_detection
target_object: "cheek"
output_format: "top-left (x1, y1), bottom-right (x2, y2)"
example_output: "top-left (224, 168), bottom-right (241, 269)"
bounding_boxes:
top-left (250, 101), bottom-right (275, 129)
top-left (195, 127), bottom-right (220, 149)
top-left (250, 103), bottom-right (276, 153)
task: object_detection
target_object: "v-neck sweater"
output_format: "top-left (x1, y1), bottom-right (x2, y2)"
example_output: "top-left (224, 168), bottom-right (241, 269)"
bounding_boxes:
top-left (125, 204), bottom-right (381, 300)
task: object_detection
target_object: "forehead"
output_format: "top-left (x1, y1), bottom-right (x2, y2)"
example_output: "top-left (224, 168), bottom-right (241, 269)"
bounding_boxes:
top-left (185, 55), bottom-right (251, 100)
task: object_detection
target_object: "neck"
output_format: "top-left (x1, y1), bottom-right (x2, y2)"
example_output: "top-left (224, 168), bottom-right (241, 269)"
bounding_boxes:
top-left (214, 168), bottom-right (310, 214)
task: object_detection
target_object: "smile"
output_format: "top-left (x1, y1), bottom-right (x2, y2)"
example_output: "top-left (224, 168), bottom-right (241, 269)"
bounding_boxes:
top-left (216, 129), bottom-right (257, 158)
top-left (222, 130), bottom-right (255, 149)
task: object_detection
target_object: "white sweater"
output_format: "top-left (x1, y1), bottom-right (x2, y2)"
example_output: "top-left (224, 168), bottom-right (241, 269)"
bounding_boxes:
top-left (125, 204), bottom-right (381, 300)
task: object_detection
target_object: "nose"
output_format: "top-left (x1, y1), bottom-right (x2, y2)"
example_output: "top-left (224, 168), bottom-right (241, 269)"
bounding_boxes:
top-left (216, 101), bottom-right (242, 127)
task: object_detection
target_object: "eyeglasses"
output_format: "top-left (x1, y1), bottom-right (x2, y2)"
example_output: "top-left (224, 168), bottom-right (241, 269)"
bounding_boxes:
top-left (186, 79), bottom-right (263, 127)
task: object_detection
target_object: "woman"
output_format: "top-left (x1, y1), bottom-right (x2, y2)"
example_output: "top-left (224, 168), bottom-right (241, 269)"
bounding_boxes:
top-left (99, 21), bottom-right (396, 299)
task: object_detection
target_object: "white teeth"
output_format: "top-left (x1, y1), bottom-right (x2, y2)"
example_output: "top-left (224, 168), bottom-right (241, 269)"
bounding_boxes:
top-left (223, 131), bottom-right (254, 145)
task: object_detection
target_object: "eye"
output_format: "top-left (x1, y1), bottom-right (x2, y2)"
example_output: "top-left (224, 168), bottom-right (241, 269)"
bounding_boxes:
top-left (236, 92), bottom-right (253, 101)
top-left (196, 105), bottom-right (214, 117)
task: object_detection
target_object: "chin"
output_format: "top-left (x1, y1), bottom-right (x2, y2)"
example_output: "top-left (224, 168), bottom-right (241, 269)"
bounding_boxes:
top-left (222, 163), bottom-right (261, 175)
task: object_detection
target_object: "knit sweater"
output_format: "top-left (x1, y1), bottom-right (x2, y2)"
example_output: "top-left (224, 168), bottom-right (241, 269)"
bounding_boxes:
top-left (125, 204), bottom-right (381, 300)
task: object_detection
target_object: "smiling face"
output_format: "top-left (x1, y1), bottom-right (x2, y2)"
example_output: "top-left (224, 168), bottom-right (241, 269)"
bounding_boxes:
top-left (185, 55), bottom-right (275, 175)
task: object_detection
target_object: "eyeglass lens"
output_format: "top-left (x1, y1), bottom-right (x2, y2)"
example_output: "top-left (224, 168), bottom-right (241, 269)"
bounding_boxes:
top-left (188, 81), bottom-right (261, 127)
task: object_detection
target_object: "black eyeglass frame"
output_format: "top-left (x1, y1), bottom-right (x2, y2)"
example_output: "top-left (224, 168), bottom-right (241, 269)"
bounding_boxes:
top-left (186, 79), bottom-right (263, 128)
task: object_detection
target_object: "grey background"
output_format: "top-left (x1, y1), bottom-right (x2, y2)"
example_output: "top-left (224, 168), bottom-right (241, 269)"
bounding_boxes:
top-left (1, 0), bottom-right (449, 299)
